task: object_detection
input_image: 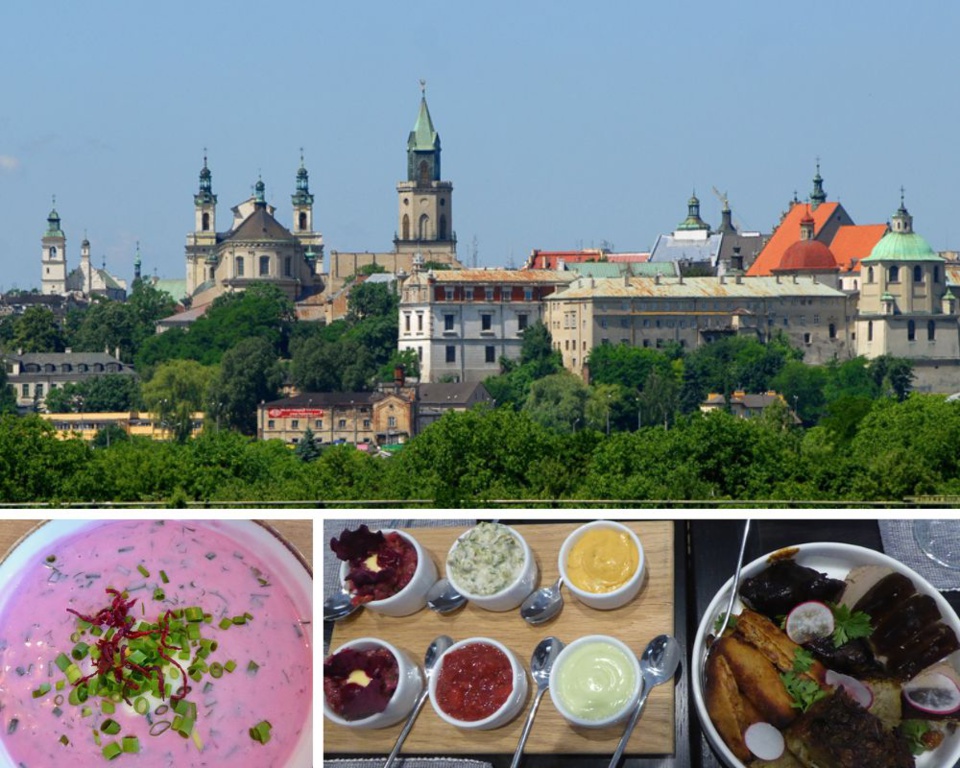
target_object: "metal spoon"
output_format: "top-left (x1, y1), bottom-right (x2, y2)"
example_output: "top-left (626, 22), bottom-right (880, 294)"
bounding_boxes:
top-left (509, 636), bottom-right (564, 768)
top-left (383, 634), bottom-right (453, 768)
top-left (520, 577), bottom-right (564, 625)
top-left (608, 634), bottom-right (682, 768)
top-left (323, 582), bottom-right (359, 622)
top-left (426, 577), bottom-right (467, 614)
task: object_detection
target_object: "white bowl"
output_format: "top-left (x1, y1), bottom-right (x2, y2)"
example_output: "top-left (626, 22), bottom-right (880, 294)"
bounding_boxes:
top-left (445, 523), bottom-right (538, 611)
top-left (429, 637), bottom-right (529, 730)
top-left (549, 634), bottom-right (641, 728)
top-left (558, 521), bottom-right (645, 610)
top-left (692, 541), bottom-right (960, 768)
top-left (338, 528), bottom-right (437, 617)
top-left (323, 637), bottom-right (423, 729)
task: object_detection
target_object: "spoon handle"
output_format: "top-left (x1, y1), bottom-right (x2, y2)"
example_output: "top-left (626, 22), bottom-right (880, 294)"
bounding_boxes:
top-left (607, 684), bottom-right (651, 768)
top-left (509, 687), bottom-right (546, 768)
top-left (383, 690), bottom-right (428, 768)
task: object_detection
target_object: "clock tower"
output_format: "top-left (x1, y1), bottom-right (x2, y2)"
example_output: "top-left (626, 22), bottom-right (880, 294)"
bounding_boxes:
top-left (395, 82), bottom-right (456, 258)
top-left (41, 201), bottom-right (67, 296)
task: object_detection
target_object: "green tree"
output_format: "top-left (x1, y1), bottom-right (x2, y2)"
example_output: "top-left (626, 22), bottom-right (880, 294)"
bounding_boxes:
top-left (346, 281), bottom-right (397, 323)
top-left (0, 364), bottom-right (18, 414)
top-left (294, 427), bottom-right (321, 462)
top-left (771, 360), bottom-right (828, 425)
top-left (587, 345), bottom-right (673, 391)
top-left (71, 299), bottom-right (138, 360)
top-left (44, 376), bottom-right (141, 413)
top-left (522, 371), bottom-right (588, 432)
top-left (869, 355), bottom-right (914, 401)
top-left (10, 306), bottom-right (67, 353)
top-left (210, 337), bottom-right (284, 435)
top-left (637, 368), bottom-right (680, 429)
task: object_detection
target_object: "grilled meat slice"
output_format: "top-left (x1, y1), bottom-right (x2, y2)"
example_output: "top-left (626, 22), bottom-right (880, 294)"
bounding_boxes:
top-left (804, 636), bottom-right (883, 678)
top-left (784, 691), bottom-right (915, 768)
top-left (735, 609), bottom-right (827, 684)
top-left (704, 650), bottom-right (756, 763)
top-left (740, 559), bottom-right (845, 620)
top-left (713, 634), bottom-right (798, 729)
top-left (852, 572), bottom-right (916, 620)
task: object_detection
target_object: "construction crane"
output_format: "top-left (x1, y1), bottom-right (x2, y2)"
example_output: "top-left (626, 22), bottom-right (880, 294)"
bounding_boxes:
top-left (712, 187), bottom-right (748, 232)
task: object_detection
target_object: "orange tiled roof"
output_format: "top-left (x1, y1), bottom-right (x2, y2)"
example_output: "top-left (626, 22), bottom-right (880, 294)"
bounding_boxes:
top-left (829, 224), bottom-right (888, 273)
top-left (526, 249), bottom-right (607, 269)
top-left (746, 202), bottom-right (840, 276)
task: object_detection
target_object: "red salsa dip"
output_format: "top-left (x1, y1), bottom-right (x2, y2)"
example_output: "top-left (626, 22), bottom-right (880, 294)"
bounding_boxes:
top-left (435, 642), bottom-right (513, 721)
top-left (330, 526), bottom-right (418, 605)
top-left (324, 646), bottom-right (399, 721)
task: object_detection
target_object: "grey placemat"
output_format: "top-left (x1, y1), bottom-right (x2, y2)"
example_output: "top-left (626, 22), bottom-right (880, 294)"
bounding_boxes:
top-left (879, 519), bottom-right (960, 591)
top-left (325, 760), bottom-right (493, 768)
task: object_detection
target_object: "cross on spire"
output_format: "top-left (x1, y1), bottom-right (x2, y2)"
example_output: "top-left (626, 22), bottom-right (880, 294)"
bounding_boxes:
top-left (419, 78), bottom-right (426, 96)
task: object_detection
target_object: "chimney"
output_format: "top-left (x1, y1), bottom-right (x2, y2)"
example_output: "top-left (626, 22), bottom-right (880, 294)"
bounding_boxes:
top-left (792, 274), bottom-right (798, 284)
top-left (731, 246), bottom-right (744, 272)
top-left (776, 275), bottom-right (781, 284)
top-left (394, 365), bottom-right (405, 387)
top-left (654, 273), bottom-right (661, 285)
top-left (719, 275), bottom-right (726, 285)
top-left (735, 274), bottom-right (742, 284)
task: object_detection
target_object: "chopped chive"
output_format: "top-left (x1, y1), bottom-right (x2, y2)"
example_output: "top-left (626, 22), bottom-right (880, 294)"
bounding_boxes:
top-left (101, 700), bottom-right (115, 715)
top-left (153, 588), bottom-right (165, 601)
top-left (7, 719), bottom-right (18, 735)
top-left (46, 554), bottom-right (56, 563)
top-left (32, 683), bottom-right (51, 698)
top-left (184, 607), bottom-right (204, 622)
top-left (159, 570), bottom-right (169, 584)
top-left (136, 564), bottom-right (150, 578)
top-left (209, 662), bottom-right (223, 679)
top-left (224, 660), bottom-right (236, 673)
top-left (218, 618), bottom-right (232, 630)
top-left (247, 660), bottom-right (259, 675)
top-left (101, 718), bottom-right (121, 735)
top-left (231, 615), bottom-right (247, 625)
top-left (249, 719), bottom-right (272, 744)
top-left (59, 734), bottom-right (70, 746)
top-left (121, 735), bottom-right (140, 753)
top-left (55, 653), bottom-right (72, 672)
top-left (54, 694), bottom-right (64, 706)
top-left (55, 680), bottom-right (65, 692)
top-left (102, 741), bottom-right (122, 760)
top-left (149, 721), bottom-right (172, 737)
top-left (134, 697), bottom-right (149, 715)
top-left (71, 642), bottom-right (90, 660)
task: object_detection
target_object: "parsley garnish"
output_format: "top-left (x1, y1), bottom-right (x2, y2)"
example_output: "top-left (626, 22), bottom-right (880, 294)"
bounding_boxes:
top-left (713, 612), bottom-right (737, 634)
top-left (830, 603), bottom-right (872, 646)
top-left (899, 719), bottom-right (934, 756)
top-left (781, 671), bottom-right (828, 712)
top-left (792, 646), bottom-right (816, 673)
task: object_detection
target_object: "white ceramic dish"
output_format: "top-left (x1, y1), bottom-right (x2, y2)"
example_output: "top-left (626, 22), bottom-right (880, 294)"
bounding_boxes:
top-left (338, 528), bottom-right (437, 617)
top-left (558, 520), bottom-right (645, 610)
top-left (692, 541), bottom-right (960, 768)
top-left (445, 523), bottom-right (537, 611)
top-left (548, 634), bottom-right (641, 728)
top-left (323, 637), bottom-right (423, 729)
top-left (0, 519), bottom-right (313, 768)
top-left (429, 637), bottom-right (528, 730)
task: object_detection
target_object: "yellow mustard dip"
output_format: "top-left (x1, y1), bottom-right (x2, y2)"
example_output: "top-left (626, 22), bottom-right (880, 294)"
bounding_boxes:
top-left (566, 528), bottom-right (638, 593)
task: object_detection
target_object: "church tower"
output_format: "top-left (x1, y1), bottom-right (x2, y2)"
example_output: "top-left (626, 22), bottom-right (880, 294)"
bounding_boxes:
top-left (41, 201), bottom-right (67, 296)
top-left (810, 160), bottom-right (827, 211)
top-left (395, 82), bottom-right (456, 258)
top-left (186, 153), bottom-right (219, 296)
top-left (291, 153), bottom-right (323, 270)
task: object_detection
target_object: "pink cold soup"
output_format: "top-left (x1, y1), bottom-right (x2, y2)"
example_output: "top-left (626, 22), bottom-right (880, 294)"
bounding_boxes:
top-left (0, 520), bottom-right (312, 767)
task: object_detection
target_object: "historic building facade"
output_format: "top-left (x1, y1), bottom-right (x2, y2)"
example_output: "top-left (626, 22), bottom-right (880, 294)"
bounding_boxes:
top-left (4, 351), bottom-right (136, 412)
top-left (855, 199), bottom-right (960, 391)
top-left (40, 206), bottom-right (127, 300)
top-left (398, 267), bottom-right (575, 383)
top-left (185, 156), bottom-right (324, 306)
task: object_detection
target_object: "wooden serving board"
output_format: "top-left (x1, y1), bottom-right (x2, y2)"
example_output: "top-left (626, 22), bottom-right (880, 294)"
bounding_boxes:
top-left (325, 521), bottom-right (675, 756)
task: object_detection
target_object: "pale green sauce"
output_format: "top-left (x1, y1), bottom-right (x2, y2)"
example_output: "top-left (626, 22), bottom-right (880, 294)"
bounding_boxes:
top-left (447, 523), bottom-right (524, 596)
top-left (555, 641), bottom-right (636, 721)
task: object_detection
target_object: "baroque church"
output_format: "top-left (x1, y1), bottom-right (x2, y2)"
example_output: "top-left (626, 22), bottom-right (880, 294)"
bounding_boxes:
top-left (184, 155), bottom-right (324, 306)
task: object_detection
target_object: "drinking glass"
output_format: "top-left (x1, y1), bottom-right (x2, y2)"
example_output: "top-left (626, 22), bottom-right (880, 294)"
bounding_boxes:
top-left (913, 519), bottom-right (960, 569)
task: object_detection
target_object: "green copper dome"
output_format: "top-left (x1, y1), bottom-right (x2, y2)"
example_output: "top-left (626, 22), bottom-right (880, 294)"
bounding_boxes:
top-left (862, 199), bottom-right (941, 263)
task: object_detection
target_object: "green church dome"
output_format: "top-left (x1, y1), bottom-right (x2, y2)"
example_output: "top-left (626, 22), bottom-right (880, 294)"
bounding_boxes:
top-left (861, 197), bottom-right (942, 263)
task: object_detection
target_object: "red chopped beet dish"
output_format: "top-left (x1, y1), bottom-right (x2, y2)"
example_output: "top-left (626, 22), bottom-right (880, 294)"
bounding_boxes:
top-left (323, 646), bottom-right (400, 720)
top-left (435, 643), bottom-right (513, 721)
top-left (330, 525), bottom-right (418, 605)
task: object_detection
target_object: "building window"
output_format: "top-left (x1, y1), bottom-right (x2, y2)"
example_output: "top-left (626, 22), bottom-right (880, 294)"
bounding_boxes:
top-left (284, 256), bottom-right (292, 277)
top-left (928, 320), bottom-right (936, 341)
top-left (446, 345), bottom-right (456, 363)
top-left (803, 333), bottom-right (811, 345)
top-left (236, 256), bottom-right (244, 277)
top-left (908, 320), bottom-right (916, 341)
top-left (934, 266), bottom-right (941, 283)
top-left (481, 313), bottom-right (492, 331)
top-left (404, 313), bottom-right (411, 333)
top-left (889, 265), bottom-right (900, 283)
top-left (485, 346), bottom-right (496, 363)
top-left (444, 313), bottom-right (455, 332)
top-left (291, 419), bottom-right (299, 429)
top-left (444, 287), bottom-right (455, 301)
top-left (267, 419), bottom-right (275, 429)
top-left (502, 288), bottom-right (511, 302)
top-left (518, 313), bottom-right (529, 331)
top-left (829, 323), bottom-right (836, 339)
top-left (813, 314), bottom-right (820, 324)
top-left (363, 419), bottom-right (371, 429)
top-left (600, 318), bottom-right (607, 329)
top-left (524, 288), bottom-right (533, 301)
top-left (388, 416), bottom-right (397, 428)
top-left (202, 212), bottom-right (210, 231)
top-left (485, 287), bottom-right (494, 301)
top-left (259, 256), bottom-right (270, 276)
top-left (867, 320), bottom-right (873, 341)
top-left (914, 265), bottom-right (923, 283)
top-left (417, 346), bottom-right (423, 362)
top-left (416, 314), bottom-right (423, 332)
top-left (315, 419), bottom-right (323, 429)
top-left (338, 419), bottom-right (347, 429)
top-left (22, 383), bottom-right (29, 397)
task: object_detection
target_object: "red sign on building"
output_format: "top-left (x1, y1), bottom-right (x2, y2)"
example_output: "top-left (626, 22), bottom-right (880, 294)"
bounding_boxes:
top-left (267, 408), bottom-right (325, 418)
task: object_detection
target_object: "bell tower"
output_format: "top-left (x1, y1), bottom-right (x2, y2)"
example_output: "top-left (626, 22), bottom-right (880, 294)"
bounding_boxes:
top-left (41, 199), bottom-right (67, 296)
top-left (186, 152), bottom-right (219, 296)
top-left (395, 81), bottom-right (456, 258)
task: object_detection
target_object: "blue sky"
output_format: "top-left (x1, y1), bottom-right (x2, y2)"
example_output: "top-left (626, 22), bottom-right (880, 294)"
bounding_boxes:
top-left (3, 1), bottom-right (959, 291)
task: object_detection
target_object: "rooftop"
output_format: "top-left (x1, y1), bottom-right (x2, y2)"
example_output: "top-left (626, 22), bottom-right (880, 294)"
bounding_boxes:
top-left (550, 275), bottom-right (847, 301)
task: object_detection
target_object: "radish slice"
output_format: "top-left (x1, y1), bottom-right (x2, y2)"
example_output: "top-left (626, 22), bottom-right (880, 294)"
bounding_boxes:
top-left (744, 722), bottom-right (785, 761)
top-left (785, 600), bottom-right (835, 644)
top-left (825, 670), bottom-right (873, 709)
top-left (903, 670), bottom-right (960, 715)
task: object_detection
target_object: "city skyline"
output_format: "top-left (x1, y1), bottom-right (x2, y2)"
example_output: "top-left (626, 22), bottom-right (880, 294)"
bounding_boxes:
top-left (2, 1), bottom-right (959, 292)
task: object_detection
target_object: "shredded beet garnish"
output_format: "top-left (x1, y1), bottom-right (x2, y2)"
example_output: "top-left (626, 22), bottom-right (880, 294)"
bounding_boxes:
top-left (67, 589), bottom-right (191, 704)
